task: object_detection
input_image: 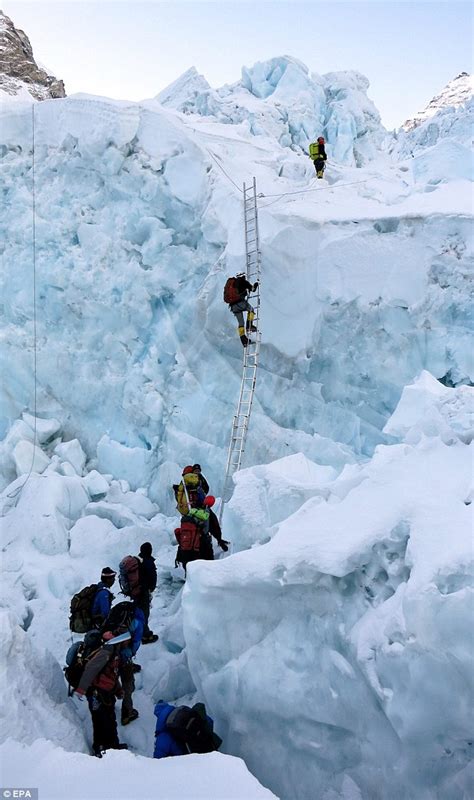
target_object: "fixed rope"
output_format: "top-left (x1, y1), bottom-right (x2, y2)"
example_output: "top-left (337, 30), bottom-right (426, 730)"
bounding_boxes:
top-left (219, 178), bottom-right (261, 524)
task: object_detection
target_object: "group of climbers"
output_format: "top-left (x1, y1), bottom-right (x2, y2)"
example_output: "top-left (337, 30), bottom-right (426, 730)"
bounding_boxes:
top-left (64, 462), bottom-right (227, 758)
top-left (173, 464), bottom-right (229, 573)
top-left (59, 134), bottom-right (330, 762)
top-left (66, 547), bottom-right (158, 756)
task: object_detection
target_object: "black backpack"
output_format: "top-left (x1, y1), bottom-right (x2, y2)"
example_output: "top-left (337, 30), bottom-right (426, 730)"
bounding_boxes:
top-left (69, 584), bottom-right (99, 633)
top-left (63, 630), bottom-right (102, 695)
top-left (165, 704), bottom-right (222, 754)
top-left (101, 601), bottom-right (135, 636)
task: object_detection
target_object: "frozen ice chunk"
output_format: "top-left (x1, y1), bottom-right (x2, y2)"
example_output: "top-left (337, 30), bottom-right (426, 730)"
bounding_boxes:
top-left (384, 371), bottom-right (474, 444)
top-left (83, 500), bottom-right (142, 528)
top-left (2, 473), bottom-right (89, 555)
top-left (106, 481), bottom-right (158, 518)
top-left (227, 453), bottom-right (337, 551)
top-left (55, 439), bottom-right (87, 475)
top-left (69, 514), bottom-right (118, 560)
top-left (13, 440), bottom-right (50, 476)
top-left (22, 414), bottom-right (61, 444)
top-left (163, 154), bottom-right (207, 206)
top-left (96, 435), bottom-right (154, 490)
top-left (81, 469), bottom-right (110, 499)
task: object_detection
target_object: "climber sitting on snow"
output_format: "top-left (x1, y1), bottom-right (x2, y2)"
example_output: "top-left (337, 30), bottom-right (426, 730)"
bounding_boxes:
top-left (223, 273), bottom-right (258, 347)
top-left (309, 136), bottom-right (327, 179)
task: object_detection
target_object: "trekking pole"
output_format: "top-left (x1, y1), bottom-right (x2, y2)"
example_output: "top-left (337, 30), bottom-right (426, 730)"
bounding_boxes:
top-left (181, 478), bottom-right (194, 515)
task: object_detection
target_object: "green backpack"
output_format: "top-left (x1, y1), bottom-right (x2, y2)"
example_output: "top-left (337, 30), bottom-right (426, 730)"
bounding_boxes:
top-left (69, 584), bottom-right (99, 633)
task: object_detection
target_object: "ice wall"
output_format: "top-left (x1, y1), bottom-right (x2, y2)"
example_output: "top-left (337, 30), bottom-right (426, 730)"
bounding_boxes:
top-left (1, 94), bottom-right (472, 502)
top-left (182, 377), bottom-right (474, 800)
top-left (158, 55), bottom-right (386, 166)
top-left (0, 74), bottom-right (472, 800)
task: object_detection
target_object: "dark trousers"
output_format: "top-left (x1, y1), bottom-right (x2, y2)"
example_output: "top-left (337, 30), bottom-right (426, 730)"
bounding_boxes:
top-left (199, 533), bottom-right (214, 561)
top-left (136, 591), bottom-right (152, 636)
top-left (208, 509), bottom-right (222, 541)
top-left (87, 689), bottom-right (119, 751)
top-left (314, 159), bottom-right (325, 176)
top-left (119, 661), bottom-right (135, 720)
top-left (177, 534), bottom-right (214, 575)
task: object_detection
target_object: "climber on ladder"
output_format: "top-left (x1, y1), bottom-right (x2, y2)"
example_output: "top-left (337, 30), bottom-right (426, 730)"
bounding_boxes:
top-left (223, 273), bottom-right (259, 347)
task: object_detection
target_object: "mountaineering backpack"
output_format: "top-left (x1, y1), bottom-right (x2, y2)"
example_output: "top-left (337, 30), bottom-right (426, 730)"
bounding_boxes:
top-left (309, 142), bottom-right (320, 159)
top-left (176, 473), bottom-right (204, 516)
top-left (101, 601), bottom-right (136, 635)
top-left (63, 630), bottom-right (102, 694)
top-left (223, 277), bottom-right (241, 305)
top-left (69, 583), bottom-right (99, 633)
top-left (119, 556), bottom-right (141, 598)
top-left (165, 705), bottom-right (222, 754)
top-left (175, 519), bottom-right (202, 552)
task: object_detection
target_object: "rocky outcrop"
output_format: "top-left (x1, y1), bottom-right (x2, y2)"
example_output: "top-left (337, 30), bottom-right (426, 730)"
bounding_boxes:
top-left (402, 71), bottom-right (473, 132)
top-left (0, 10), bottom-right (66, 100)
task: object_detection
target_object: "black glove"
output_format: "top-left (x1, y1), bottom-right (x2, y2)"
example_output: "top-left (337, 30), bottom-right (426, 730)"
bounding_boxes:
top-left (252, 282), bottom-right (259, 292)
top-left (218, 540), bottom-right (230, 552)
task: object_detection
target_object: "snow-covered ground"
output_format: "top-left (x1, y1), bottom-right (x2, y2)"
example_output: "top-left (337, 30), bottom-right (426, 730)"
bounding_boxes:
top-left (1, 56), bottom-right (473, 799)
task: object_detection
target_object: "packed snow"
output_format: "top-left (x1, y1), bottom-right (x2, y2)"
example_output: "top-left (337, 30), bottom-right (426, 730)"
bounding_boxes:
top-left (0, 54), bottom-right (473, 800)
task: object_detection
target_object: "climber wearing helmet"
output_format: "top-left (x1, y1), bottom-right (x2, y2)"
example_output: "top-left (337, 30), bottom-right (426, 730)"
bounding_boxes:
top-left (223, 273), bottom-right (259, 347)
top-left (309, 136), bottom-right (327, 179)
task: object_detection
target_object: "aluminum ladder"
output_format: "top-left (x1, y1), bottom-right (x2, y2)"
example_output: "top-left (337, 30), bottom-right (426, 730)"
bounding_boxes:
top-left (219, 178), bottom-right (262, 524)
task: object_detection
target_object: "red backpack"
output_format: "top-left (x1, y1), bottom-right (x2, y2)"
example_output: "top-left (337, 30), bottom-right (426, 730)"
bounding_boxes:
top-left (223, 277), bottom-right (241, 305)
top-left (175, 520), bottom-right (201, 552)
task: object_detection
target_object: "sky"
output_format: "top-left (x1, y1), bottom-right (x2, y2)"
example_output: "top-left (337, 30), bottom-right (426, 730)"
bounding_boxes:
top-left (3, 0), bottom-right (473, 129)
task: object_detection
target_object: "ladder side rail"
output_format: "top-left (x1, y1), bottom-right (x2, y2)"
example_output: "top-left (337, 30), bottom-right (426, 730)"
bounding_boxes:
top-left (219, 178), bottom-right (261, 524)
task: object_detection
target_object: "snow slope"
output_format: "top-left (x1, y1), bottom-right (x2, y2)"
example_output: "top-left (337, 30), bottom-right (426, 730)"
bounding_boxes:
top-left (0, 56), bottom-right (473, 800)
top-left (0, 738), bottom-right (276, 799)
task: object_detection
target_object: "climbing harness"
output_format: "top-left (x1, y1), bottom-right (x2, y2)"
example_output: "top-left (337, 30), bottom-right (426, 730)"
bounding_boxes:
top-left (219, 179), bottom-right (261, 524)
